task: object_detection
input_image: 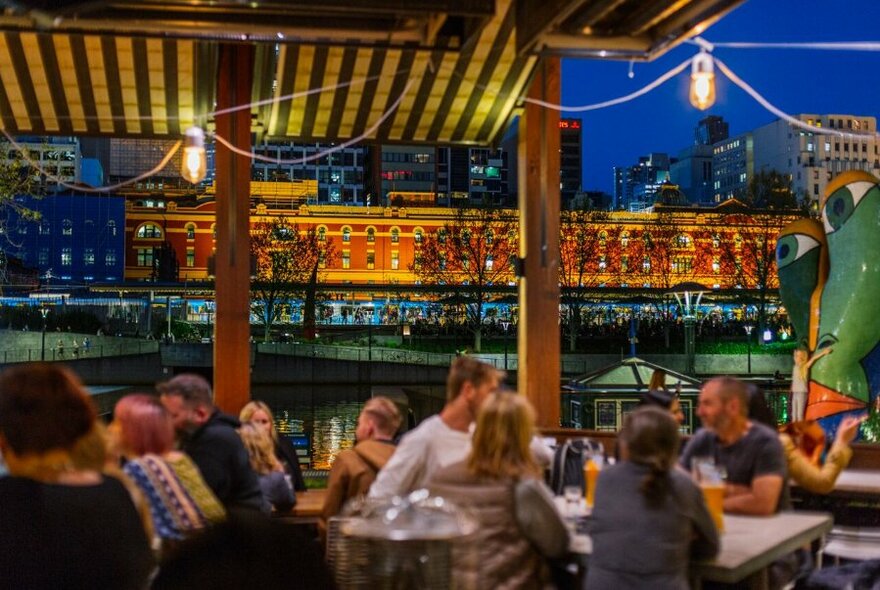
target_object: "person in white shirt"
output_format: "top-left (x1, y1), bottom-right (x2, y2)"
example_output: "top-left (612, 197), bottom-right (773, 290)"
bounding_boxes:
top-left (369, 357), bottom-right (503, 500)
top-left (369, 357), bottom-right (552, 500)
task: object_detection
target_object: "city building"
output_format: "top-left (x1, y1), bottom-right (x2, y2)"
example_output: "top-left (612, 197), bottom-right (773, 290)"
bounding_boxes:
top-left (251, 141), bottom-right (366, 205)
top-left (613, 153), bottom-right (674, 211)
top-left (752, 114), bottom-right (879, 204)
top-left (1, 193), bottom-right (125, 284)
top-left (670, 144), bottom-right (714, 204)
top-left (4, 136), bottom-right (81, 192)
top-left (560, 118), bottom-right (583, 207)
top-left (695, 115), bottom-right (729, 146)
top-left (122, 185), bottom-right (799, 294)
top-left (712, 132), bottom-right (753, 203)
top-left (368, 145), bottom-right (438, 207)
top-left (437, 146), bottom-right (509, 207)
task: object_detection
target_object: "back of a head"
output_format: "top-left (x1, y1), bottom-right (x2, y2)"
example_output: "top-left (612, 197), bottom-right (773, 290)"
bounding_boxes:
top-left (157, 373), bottom-right (213, 408)
top-left (0, 363), bottom-right (96, 456)
top-left (468, 392), bottom-right (538, 479)
top-left (620, 406), bottom-right (680, 506)
top-left (238, 422), bottom-right (280, 475)
top-left (746, 384), bottom-right (776, 429)
top-left (446, 356), bottom-right (504, 402)
top-left (114, 394), bottom-right (175, 455)
top-left (649, 369), bottom-right (667, 391)
top-left (640, 388), bottom-right (675, 411)
top-left (363, 397), bottom-right (402, 437)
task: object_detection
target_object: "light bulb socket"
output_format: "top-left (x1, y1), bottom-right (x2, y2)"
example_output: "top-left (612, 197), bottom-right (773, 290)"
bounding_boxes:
top-left (183, 126), bottom-right (206, 151)
top-left (691, 51), bottom-right (714, 77)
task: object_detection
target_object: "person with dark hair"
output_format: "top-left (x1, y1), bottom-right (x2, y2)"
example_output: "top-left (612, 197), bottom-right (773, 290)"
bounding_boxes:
top-left (587, 406), bottom-right (718, 590)
top-left (640, 388), bottom-right (685, 424)
top-left (0, 363), bottom-right (153, 590)
top-left (158, 373), bottom-right (263, 512)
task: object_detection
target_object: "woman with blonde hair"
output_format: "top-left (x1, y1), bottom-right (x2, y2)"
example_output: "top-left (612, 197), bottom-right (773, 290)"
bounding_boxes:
top-left (429, 392), bottom-right (568, 589)
top-left (239, 422), bottom-right (295, 513)
top-left (240, 400), bottom-right (306, 491)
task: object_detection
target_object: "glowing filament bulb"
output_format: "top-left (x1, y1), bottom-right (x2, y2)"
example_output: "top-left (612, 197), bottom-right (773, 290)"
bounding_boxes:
top-left (181, 126), bottom-right (207, 184)
top-left (689, 52), bottom-right (716, 111)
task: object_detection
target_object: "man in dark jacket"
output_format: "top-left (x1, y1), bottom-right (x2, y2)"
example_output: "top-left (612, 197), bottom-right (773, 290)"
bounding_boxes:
top-left (158, 374), bottom-right (263, 512)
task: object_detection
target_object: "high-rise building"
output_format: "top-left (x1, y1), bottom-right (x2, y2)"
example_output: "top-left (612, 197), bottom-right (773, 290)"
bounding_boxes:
top-left (613, 153), bottom-right (673, 211)
top-left (712, 133), bottom-right (753, 202)
top-left (251, 141), bottom-right (366, 205)
top-left (696, 115), bottom-right (729, 146)
top-left (559, 118), bottom-right (583, 207)
top-left (752, 114), bottom-right (879, 204)
top-left (437, 147), bottom-right (509, 207)
top-left (670, 144), bottom-right (714, 204)
top-left (4, 136), bottom-right (81, 192)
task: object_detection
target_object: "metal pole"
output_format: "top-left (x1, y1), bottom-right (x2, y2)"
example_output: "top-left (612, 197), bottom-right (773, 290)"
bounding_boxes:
top-left (747, 337), bottom-right (752, 374)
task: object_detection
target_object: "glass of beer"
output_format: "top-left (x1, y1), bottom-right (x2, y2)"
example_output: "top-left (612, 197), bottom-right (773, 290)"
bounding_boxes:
top-left (693, 458), bottom-right (725, 532)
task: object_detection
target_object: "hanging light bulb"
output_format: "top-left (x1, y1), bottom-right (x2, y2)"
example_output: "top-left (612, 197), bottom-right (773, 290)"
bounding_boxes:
top-left (689, 52), bottom-right (716, 111)
top-left (180, 126), bottom-right (207, 184)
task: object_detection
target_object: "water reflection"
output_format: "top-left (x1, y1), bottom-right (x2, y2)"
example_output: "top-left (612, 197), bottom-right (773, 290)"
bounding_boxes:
top-left (254, 385), bottom-right (368, 470)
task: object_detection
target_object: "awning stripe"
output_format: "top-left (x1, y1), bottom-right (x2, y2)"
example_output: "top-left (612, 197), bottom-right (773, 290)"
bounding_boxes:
top-left (336, 47), bottom-right (374, 139)
top-left (387, 49), bottom-right (430, 141)
top-left (52, 35), bottom-right (88, 134)
top-left (312, 45), bottom-right (345, 139)
top-left (324, 46), bottom-right (357, 140)
top-left (36, 33), bottom-right (71, 134)
top-left (131, 38), bottom-right (154, 136)
top-left (377, 47), bottom-right (415, 140)
top-left (400, 45), bottom-right (446, 141)
top-left (5, 32), bottom-right (45, 133)
top-left (22, 33), bottom-right (60, 133)
top-left (162, 39), bottom-right (180, 136)
top-left (145, 39), bottom-right (167, 136)
top-left (176, 39), bottom-right (194, 130)
top-left (299, 45), bottom-right (328, 140)
top-left (0, 35), bottom-right (29, 131)
top-left (349, 48), bottom-right (386, 140)
top-left (270, 44), bottom-right (297, 137)
top-left (479, 54), bottom-right (536, 143)
top-left (76, 35), bottom-right (105, 134)
top-left (99, 36), bottom-right (127, 135)
top-left (0, 70), bottom-right (17, 133)
top-left (286, 44), bottom-right (315, 137)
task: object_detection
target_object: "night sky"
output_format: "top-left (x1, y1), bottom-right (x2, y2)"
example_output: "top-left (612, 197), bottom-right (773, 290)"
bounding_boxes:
top-left (561, 0), bottom-right (880, 194)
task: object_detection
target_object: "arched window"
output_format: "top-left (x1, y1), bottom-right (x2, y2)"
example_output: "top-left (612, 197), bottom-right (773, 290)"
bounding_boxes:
top-left (620, 232), bottom-right (629, 247)
top-left (675, 234), bottom-right (692, 248)
top-left (317, 226), bottom-right (327, 242)
top-left (598, 231), bottom-right (607, 247)
top-left (185, 223), bottom-right (196, 240)
top-left (62, 219), bottom-right (73, 235)
top-left (366, 227), bottom-right (376, 243)
top-left (413, 227), bottom-right (424, 244)
top-left (342, 226), bottom-right (351, 243)
top-left (136, 223), bottom-right (162, 239)
top-left (390, 227), bottom-right (400, 244)
top-left (438, 228), bottom-right (448, 244)
top-left (107, 220), bottom-right (117, 236)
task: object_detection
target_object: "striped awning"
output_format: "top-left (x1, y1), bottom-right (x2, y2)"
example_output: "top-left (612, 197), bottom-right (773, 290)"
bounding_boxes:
top-left (0, 0), bottom-right (741, 145)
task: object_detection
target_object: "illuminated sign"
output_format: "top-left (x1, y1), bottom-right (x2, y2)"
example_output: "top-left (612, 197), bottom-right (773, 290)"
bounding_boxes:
top-left (559, 120), bottom-right (581, 130)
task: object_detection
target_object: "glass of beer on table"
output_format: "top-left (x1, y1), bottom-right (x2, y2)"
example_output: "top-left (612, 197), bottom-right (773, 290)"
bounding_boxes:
top-left (692, 457), bottom-right (725, 533)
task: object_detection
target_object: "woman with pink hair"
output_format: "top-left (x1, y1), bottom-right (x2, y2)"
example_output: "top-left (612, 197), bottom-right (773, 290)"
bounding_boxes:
top-left (111, 394), bottom-right (225, 548)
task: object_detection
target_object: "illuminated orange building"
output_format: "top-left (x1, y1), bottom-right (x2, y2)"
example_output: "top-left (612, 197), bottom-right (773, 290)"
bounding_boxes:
top-left (124, 185), bottom-right (802, 292)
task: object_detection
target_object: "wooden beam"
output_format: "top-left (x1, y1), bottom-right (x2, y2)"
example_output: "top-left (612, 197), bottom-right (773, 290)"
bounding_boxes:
top-left (517, 57), bottom-right (561, 429)
top-left (213, 43), bottom-right (255, 414)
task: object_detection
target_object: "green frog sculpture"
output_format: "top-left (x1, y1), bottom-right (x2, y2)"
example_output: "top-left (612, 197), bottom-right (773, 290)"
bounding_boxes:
top-left (777, 171), bottom-right (880, 433)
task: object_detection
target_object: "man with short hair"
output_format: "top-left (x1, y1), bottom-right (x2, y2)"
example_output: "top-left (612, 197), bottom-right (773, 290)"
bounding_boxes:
top-left (680, 376), bottom-right (787, 515)
top-left (320, 396), bottom-right (402, 540)
top-left (158, 373), bottom-right (263, 511)
top-left (368, 357), bottom-right (503, 500)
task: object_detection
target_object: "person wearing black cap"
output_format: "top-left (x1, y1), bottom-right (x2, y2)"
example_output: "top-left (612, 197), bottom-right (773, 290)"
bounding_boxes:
top-left (639, 388), bottom-right (685, 424)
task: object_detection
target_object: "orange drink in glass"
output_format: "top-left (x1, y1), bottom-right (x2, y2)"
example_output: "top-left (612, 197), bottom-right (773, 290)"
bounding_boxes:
top-left (701, 482), bottom-right (725, 533)
top-left (585, 459), bottom-right (600, 507)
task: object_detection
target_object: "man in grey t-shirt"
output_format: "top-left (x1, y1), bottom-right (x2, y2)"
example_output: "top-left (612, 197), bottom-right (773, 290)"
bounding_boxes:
top-left (680, 376), bottom-right (787, 515)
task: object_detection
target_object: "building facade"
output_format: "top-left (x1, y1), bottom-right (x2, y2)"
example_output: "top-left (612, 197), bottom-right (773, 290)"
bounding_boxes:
top-left (712, 133), bottom-right (753, 203)
top-left (2, 193), bottom-right (125, 284)
top-left (613, 153), bottom-right (674, 211)
top-left (5, 136), bottom-right (81, 192)
top-left (670, 144), bottom-right (714, 204)
top-left (560, 118), bottom-right (583, 207)
top-left (752, 114), bottom-right (879, 204)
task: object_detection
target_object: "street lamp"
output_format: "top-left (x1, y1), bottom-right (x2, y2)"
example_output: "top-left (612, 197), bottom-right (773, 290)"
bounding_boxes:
top-left (669, 282), bottom-right (706, 376)
top-left (744, 324), bottom-right (754, 374)
top-left (40, 306), bottom-right (50, 361)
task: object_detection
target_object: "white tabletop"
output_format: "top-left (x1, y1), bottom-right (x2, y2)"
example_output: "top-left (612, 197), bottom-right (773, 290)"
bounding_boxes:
top-left (830, 469), bottom-right (880, 495)
top-left (691, 512), bottom-right (833, 584)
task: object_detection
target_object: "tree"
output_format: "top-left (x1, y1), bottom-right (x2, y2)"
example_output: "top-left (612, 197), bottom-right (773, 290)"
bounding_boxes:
top-left (410, 208), bottom-right (516, 352)
top-left (559, 209), bottom-right (619, 352)
top-left (250, 217), bottom-right (336, 342)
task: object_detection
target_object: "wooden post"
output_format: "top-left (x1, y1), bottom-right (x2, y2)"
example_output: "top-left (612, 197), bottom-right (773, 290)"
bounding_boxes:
top-left (517, 57), bottom-right (561, 428)
top-left (213, 44), bottom-right (254, 413)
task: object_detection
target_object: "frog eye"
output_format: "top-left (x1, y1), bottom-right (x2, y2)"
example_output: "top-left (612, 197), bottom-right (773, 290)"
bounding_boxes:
top-left (776, 233), bottom-right (820, 269)
top-left (823, 181), bottom-right (875, 234)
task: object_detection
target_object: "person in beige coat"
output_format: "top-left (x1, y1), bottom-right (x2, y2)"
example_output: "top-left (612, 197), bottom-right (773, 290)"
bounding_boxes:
top-left (319, 396), bottom-right (401, 541)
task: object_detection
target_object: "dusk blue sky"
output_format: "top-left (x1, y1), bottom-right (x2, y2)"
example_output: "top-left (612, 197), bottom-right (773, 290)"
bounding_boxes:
top-left (561, 0), bottom-right (880, 194)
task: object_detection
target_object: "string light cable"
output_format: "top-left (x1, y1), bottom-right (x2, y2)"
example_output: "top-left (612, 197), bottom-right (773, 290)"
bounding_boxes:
top-left (212, 78), bottom-right (418, 165)
top-left (688, 40), bottom-right (880, 52)
top-left (0, 129), bottom-right (182, 193)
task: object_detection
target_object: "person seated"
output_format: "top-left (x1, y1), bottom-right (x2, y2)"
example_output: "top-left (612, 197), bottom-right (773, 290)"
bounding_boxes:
top-left (239, 400), bottom-right (306, 492)
top-left (428, 392), bottom-right (569, 589)
top-left (588, 406), bottom-right (719, 590)
top-left (747, 385), bottom-right (864, 495)
top-left (0, 364), bottom-right (153, 589)
top-left (110, 394), bottom-right (226, 547)
top-left (238, 423), bottom-right (295, 513)
top-left (680, 377), bottom-right (788, 516)
top-left (320, 396), bottom-right (400, 542)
